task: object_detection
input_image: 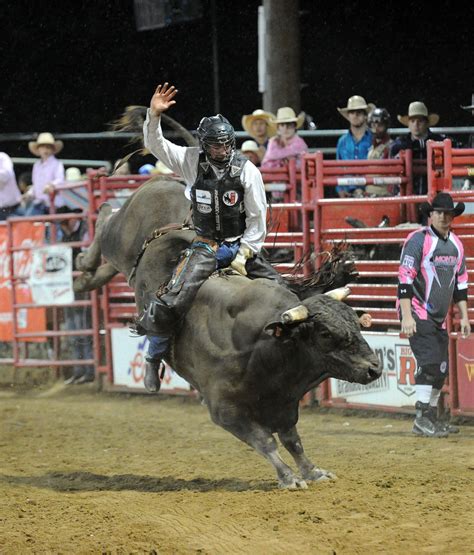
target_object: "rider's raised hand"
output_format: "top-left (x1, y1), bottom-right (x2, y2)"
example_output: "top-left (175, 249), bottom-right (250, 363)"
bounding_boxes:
top-left (150, 83), bottom-right (178, 117)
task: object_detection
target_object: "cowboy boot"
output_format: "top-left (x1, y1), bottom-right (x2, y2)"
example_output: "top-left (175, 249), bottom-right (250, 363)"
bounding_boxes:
top-left (144, 358), bottom-right (162, 393)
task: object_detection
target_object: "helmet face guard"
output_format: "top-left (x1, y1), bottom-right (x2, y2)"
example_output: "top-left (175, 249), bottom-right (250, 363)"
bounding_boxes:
top-left (197, 115), bottom-right (235, 168)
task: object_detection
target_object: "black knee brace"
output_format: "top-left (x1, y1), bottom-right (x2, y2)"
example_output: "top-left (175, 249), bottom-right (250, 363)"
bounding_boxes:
top-left (415, 363), bottom-right (448, 389)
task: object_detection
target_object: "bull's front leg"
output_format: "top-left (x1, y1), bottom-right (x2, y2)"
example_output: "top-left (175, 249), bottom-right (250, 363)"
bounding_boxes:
top-left (210, 406), bottom-right (307, 490)
top-left (278, 427), bottom-right (336, 482)
top-left (75, 203), bottom-right (113, 272)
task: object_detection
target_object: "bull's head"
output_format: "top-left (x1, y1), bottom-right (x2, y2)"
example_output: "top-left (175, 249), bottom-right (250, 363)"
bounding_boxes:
top-left (264, 293), bottom-right (382, 385)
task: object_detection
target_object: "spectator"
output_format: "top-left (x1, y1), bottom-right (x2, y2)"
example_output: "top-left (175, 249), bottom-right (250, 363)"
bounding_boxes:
top-left (0, 152), bottom-right (24, 220)
top-left (17, 171), bottom-right (32, 195)
top-left (368, 108), bottom-right (393, 160)
top-left (25, 132), bottom-right (65, 215)
top-left (366, 108), bottom-right (394, 196)
top-left (57, 205), bottom-right (95, 385)
top-left (241, 109), bottom-right (276, 159)
top-left (461, 99), bottom-right (474, 189)
top-left (398, 192), bottom-right (470, 437)
top-left (390, 101), bottom-right (444, 195)
top-left (335, 95), bottom-right (375, 197)
top-left (261, 107), bottom-right (308, 170)
top-left (240, 140), bottom-right (263, 167)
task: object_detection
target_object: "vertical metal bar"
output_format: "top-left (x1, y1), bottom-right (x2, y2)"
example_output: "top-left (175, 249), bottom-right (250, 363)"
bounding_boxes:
top-left (6, 220), bottom-right (19, 366)
top-left (211, 0), bottom-right (220, 114)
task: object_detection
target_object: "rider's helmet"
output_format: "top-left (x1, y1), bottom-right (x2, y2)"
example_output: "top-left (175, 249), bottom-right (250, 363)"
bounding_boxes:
top-left (368, 107), bottom-right (391, 127)
top-left (197, 114), bottom-right (235, 169)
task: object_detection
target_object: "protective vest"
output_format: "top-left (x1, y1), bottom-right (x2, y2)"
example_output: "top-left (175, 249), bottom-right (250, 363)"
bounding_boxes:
top-left (190, 153), bottom-right (247, 240)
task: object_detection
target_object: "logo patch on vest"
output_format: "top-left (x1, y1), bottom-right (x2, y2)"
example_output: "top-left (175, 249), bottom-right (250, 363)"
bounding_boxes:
top-left (196, 189), bottom-right (212, 204)
top-left (197, 203), bottom-right (212, 214)
top-left (222, 190), bottom-right (239, 206)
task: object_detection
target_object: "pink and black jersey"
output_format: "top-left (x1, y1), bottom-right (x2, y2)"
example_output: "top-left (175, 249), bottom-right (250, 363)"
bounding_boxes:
top-left (397, 226), bottom-right (468, 325)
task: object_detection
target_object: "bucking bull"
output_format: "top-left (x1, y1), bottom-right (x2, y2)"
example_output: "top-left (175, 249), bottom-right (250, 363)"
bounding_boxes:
top-left (74, 177), bottom-right (382, 489)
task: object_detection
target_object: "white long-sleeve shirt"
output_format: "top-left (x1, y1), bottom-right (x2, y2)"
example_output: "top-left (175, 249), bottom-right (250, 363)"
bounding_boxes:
top-left (143, 109), bottom-right (267, 253)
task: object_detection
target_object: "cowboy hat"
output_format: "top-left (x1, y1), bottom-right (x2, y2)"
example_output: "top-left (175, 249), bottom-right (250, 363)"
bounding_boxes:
top-left (65, 167), bottom-right (82, 182)
top-left (272, 107), bottom-right (305, 129)
top-left (154, 160), bottom-right (174, 175)
top-left (241, 109), bottom-right (276, 137)
top-left (240, 140), bottom-right (263, 162)
top-left (337, 95), bottom-right (375, 121)
top-left (397, 101), bottom-right (439, 127)
top-left (28, 132), bottom-right (64, 156)
top-left (419, 192), bottom-right (465, 218)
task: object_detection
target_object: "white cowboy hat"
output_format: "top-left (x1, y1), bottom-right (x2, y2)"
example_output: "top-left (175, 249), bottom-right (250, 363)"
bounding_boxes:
top-left (65, 167), bottom-right (82, 181)
top-left (240, 140), bottom-right (263, 162)
top-left (337, 95), bottom-right (375, 121)
top-left (28, 132), bottom-right (64, 156)
top-left (241, 109), bottom-right (277, 137)
top-left (153, 160), bottom-right (174, 175)
top-left (272, 107), bottom-right (305, 129)
top-left (397, 101), bottom-right (439, 127)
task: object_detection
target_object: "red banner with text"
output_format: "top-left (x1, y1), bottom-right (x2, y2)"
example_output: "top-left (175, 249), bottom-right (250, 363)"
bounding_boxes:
top-left (0, 222), bottom-right (47, 342)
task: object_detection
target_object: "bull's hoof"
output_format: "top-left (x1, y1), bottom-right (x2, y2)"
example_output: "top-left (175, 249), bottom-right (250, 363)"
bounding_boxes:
top-left (304, 467), bottom-right (337, 482)
top-left (73, 272), bottom-right (94, 293)
top-left (279, 477), bottom-right (308, 490)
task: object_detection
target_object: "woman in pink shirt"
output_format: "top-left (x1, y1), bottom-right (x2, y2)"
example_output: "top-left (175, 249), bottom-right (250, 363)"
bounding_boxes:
top-left (25, 132), bottom-right (65, 216)
top-left (261, 107), bottom-right (308, 169)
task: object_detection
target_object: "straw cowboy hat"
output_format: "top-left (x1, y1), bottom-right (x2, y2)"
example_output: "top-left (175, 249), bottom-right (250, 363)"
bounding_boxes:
top-left (272, 107), bottom-right (305, 129)
top-left (65, 167), bottom-right (82, 181)
top-left (241, 109), bottom-right (276, 137)
top-left (240, 140), bottom-right (263, 162)
top-left (397, 101), bottom-right (439, 127)
top-left (28, 132), bottom-right (64, 156)
top-left (337, 95), bottom-right (375, 121)
top-left (419, 192), bottom-right (465, 218)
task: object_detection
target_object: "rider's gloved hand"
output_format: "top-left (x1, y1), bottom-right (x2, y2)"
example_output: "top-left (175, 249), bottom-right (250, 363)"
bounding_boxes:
top-left (231, 246), bottom-right (252, 276)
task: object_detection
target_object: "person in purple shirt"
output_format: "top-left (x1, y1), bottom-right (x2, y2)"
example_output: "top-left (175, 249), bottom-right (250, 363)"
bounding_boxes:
top-left (0, 152), bottom-right (24, 221)
top-left (335, 95), bottom-right (374, 198)
top-left (25, 132), bottom-right (65, 215)
top-left (261, 107), bottom-right (308, 170)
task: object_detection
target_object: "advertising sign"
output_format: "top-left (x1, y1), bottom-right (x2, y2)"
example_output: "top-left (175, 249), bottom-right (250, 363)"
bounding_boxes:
top-left (456, 335), bottom-right (474, 411)
top-left (330, 333), bottom-right (419, 408)
top-left (0, 222), bottom-right (46, 341)
top-left (30, 245), bottom-right (74, 305)
top-left (111, 327), bottom-right (191, 393)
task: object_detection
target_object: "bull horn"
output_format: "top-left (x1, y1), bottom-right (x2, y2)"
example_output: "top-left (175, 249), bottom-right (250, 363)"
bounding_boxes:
top-left (325, 286), bottom-right (351, 301)
top-left (281, 305), bottom-right (309, 324)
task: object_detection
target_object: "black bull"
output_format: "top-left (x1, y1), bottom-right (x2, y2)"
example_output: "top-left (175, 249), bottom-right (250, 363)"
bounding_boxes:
top-left (74, 178), bottom-right (382, 489)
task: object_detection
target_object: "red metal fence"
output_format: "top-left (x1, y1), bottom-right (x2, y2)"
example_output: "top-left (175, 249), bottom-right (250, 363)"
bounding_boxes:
top-left (1, 140), bottom-right (473, 414)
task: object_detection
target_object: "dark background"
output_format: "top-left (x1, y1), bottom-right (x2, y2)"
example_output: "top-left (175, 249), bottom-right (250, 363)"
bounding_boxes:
top-left (2, 0), bottom-right (473, 164)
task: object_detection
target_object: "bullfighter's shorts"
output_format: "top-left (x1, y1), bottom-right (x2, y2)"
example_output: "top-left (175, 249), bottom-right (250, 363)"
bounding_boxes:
top-left (409, 317), bottom-right (449, 387)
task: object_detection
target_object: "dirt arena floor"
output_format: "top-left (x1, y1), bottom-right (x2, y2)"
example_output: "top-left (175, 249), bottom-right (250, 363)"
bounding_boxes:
top-left (1, 384), bottom-right (473, 554)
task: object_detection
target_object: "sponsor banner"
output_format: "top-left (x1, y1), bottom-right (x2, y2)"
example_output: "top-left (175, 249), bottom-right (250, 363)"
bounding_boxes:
top-left (330, 333), bottom-right (418, 407)
top-left (29, 245), bottom-right (74, 305)
top-left (0, 222), bottom-right (46, 342)
top-left (111, 327), bottom-right (191, 392)
top-left (456, 335), bottom-right (474, 411)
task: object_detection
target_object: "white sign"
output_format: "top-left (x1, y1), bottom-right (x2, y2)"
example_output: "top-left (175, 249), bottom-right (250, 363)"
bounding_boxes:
top-left (330, 333), bottom-right (418, 408)
top-left (111, 327), bottom-right (191, 393)
top-left (29, 245), bottom-right (74, 305)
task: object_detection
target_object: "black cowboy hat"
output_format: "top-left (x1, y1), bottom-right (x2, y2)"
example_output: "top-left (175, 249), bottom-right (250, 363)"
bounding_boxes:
top-left (419, 192), bottom-right (465, 218)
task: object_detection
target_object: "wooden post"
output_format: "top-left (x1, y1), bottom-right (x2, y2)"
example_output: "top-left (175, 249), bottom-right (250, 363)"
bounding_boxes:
top-left (262, 0), bottom-right (301, 113)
